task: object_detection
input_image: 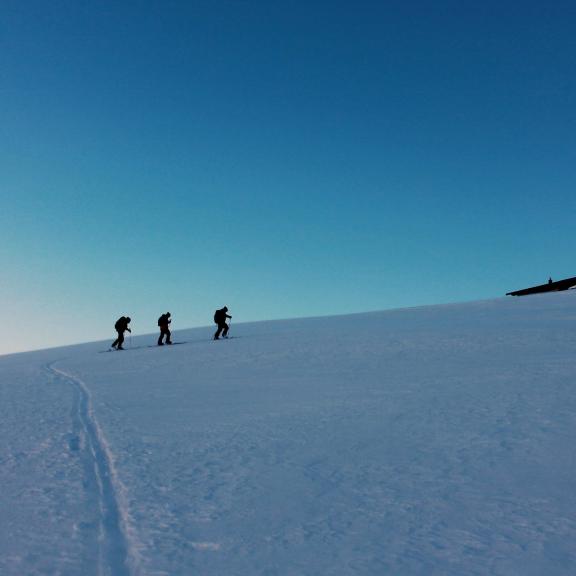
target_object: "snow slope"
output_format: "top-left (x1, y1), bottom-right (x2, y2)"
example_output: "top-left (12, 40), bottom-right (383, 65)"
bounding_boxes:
top-left (1, 293), bottom-right (576, 575)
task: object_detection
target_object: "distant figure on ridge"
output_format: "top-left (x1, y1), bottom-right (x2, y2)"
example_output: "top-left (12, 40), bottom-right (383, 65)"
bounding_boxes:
top-left (213, 306), bottom-right (232, 340)
top-left (157, 312), bottom-right (172, 346)
top-left (112, 316), bottom-right (131, 350)
top-left (548, 277), bottom-right (553, 284)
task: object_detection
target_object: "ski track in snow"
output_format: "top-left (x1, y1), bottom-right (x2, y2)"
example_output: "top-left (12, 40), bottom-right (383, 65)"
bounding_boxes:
top-left (47, 364), bottom-right (142, 576)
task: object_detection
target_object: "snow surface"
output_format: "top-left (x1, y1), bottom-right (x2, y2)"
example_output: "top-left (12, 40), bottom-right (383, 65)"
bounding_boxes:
top-left (1, 293), bottom-right (576, 575)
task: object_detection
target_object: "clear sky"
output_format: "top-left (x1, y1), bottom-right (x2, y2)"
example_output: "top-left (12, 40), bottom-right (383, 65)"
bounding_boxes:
top-left (2, 0), bottom-right (576, 354)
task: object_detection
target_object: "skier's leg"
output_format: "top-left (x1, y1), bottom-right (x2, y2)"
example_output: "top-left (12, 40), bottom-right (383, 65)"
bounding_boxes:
top-left (223, 323), bottom-right (229, 337)
top-left (214, 324), bottom-right (223, 340)
top-left (166, 328), bottom-right (172, 344)
top-left (158, 330), bottom-right (164, 345)
top-left (117, 332), bottom-right (125, 350)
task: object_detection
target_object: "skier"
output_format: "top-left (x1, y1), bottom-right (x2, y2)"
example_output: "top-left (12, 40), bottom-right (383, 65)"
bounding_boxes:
top-left (112, 316), bottom-right (131, 350)
top-left (213, 306), bottom-right (232, 340)
top-left (157, 312), bottom-right (172, 346)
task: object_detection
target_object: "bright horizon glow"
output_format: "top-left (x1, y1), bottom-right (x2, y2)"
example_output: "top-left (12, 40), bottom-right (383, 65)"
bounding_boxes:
top-left (2, 1), bottom-right (576, 354)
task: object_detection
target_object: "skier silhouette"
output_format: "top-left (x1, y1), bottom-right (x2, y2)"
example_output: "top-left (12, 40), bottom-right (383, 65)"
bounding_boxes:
top-left (157, 312), bottom-right (172, 346)
top-left (112, 316), bottom-right (131, 350)
top-left (213, 306), bottom-right (232, 340)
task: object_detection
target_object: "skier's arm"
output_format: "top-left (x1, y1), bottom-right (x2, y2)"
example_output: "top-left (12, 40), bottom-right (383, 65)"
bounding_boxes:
top-left (226, 314), bottom-right (232, 319)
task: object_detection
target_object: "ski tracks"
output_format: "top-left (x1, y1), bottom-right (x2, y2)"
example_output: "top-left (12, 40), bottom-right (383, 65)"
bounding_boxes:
top-left (47, 363), bottom-right (143, 576)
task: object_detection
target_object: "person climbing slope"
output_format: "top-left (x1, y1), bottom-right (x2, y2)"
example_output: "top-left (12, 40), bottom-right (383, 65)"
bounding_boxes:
top-left (213, 306), bottom-right (232, 340)
top-left (157, 312), bottom-right (172, 346)
top-left (112, 316), bottom-right (131, 350)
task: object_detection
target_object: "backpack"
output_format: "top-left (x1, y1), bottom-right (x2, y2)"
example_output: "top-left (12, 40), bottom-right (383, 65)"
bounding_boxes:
top-left (158, 316), bottom-right (163, 327)
top-left (115, 317), bottom-right (124, 331)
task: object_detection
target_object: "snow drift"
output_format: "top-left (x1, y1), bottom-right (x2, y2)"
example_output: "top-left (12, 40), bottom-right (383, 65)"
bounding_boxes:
top-left (1, 293), bottom-right (576, 575)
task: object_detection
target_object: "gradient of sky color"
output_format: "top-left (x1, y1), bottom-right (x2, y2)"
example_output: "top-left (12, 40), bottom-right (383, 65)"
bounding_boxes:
top-left (2, 0), bottom-right (576, 354)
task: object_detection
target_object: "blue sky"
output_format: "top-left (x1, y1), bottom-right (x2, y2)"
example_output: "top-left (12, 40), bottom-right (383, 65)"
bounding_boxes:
top-left (2, 0), bottom-right (576, 354)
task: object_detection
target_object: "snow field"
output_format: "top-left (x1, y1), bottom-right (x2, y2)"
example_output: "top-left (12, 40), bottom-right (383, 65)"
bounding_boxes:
top-left (1, 293), bottom-right (576, 574)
